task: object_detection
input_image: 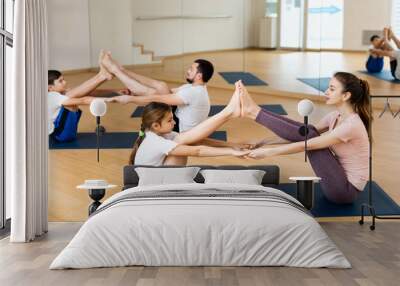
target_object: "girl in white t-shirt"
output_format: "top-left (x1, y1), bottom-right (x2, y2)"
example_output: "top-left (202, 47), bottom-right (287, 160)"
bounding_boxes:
top-left (131, 86), bottom-right (249, 166)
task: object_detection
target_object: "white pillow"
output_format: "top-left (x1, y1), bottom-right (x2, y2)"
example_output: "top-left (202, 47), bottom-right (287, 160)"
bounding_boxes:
top-left (200, 169), bottom-right (266, 185)
top-left (135, 167), bottom-right (201, 186)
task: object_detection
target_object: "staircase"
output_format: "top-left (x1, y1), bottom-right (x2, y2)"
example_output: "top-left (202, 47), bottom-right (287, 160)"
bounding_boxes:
top-left (132, 43), bottom-right (162, 65)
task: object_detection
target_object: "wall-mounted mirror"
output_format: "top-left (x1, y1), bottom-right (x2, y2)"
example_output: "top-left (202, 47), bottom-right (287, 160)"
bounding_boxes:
top-left (46, 0), bottom-right (400, 222)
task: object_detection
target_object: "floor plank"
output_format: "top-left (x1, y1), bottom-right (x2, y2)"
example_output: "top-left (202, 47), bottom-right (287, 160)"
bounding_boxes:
top-left (1, 222), bottom-right (400, 286)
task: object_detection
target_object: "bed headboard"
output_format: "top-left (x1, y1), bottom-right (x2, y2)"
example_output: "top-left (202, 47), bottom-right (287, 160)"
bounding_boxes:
top-left (123, 165), bottom-right (280, 190)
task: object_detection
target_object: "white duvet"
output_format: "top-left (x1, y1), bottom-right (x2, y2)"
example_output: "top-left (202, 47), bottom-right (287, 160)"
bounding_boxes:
top-left (50, 183), bottom-right (351, 269)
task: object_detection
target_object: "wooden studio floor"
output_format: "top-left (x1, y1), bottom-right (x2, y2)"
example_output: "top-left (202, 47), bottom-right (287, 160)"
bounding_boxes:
top-left (49, 49), bottom-right (400, 222)
top-left (1, 221), bottom-right (400, 286)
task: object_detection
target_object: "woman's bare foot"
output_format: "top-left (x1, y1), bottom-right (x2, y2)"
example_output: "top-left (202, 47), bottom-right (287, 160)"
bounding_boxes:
top-left (224, 82), bottom-right (241, 118)
top-left (237, 81), bottom-right (261, 120)
top-left (98, 50), bottom-right (113, 80)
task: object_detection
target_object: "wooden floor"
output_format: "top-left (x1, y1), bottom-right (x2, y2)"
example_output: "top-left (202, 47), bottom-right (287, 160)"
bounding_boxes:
top-left (49, 50), bottom-right (400, 221)
top-left (1, 221), bottom-right (400, 286)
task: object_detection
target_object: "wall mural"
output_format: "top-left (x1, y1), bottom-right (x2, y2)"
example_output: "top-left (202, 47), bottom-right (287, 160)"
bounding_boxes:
top-left (46, 0), bottom-right (398, 222)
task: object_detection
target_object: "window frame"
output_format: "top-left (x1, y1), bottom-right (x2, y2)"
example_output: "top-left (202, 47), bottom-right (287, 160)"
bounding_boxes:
top-left (1, 0), bottom-right (14, 232)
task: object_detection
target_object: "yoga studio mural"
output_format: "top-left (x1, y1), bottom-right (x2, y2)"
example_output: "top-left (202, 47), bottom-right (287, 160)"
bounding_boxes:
top-left (46, 0), bottom-right (399, 222)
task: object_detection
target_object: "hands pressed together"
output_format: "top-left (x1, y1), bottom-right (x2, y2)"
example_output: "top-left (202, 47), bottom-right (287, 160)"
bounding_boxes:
top-left (230, 137), bottom-right (276, 160)
top-left (105, 94), bottom-right (132, 105)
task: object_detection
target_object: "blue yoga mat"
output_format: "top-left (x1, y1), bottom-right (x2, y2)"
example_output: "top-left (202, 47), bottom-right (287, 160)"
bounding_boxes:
top-left (298, 77), bottom-right (330, 92)
top-left (131, 104), bottom-right (287, 118)
top-left (49, 132), bottom-right (137, 149)
top-left (219, 72), bottom-right (268, 86)
top-left (49, 131), bottom-right (228, 150)
top-left (277, 182), bottom-right (400, 217)
top-left (209, 131), bottom-right (227, 141)
top-left (359, 70), bottom-right (400, 83)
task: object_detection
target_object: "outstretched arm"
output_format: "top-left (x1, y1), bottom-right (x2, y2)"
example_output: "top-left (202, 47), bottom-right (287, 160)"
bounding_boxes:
top-left (62, 96), bottom-right (95, 106)
top-left (106, 94), bottom-right (185, 106)
top-left (168, 144), bottom-right (249, 157)
top-left (65, 72), bottom-right (109, 99)
top-left (247, 131), bottom-right (342, 159)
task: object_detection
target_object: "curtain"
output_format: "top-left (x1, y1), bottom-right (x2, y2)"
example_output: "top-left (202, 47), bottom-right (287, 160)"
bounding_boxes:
top-left (8, 0), bottom-right (48, 242)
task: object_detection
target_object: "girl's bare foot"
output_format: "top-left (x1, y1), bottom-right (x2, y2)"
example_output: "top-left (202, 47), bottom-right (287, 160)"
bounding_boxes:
top-left (98, 50), bottom-right (113, 80)
top-left (225, 83), bottom-right (241, 118)
top-left (238, 81), bottom-right (261, 120)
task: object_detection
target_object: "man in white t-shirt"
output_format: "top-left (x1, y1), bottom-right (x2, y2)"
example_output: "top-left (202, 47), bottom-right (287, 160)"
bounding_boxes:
top-left (103, 55), bottom-right (213, 132)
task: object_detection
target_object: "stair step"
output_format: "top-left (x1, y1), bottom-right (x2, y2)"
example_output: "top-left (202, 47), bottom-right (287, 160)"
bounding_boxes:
top-left (132, 43), bottom-right (162, 65)
top-left (153, 56), bottom-right (164, 62)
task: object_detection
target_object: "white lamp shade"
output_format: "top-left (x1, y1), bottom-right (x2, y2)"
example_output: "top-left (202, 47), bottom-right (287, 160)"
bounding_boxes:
top-left (297, 99), bottom-right (314, 117)
top-left (90, 99), bottom-right (107, 117)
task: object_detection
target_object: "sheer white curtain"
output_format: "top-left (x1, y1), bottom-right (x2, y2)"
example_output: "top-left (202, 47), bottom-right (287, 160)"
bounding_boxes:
top-left (8, 0), bottom-right (48, 242)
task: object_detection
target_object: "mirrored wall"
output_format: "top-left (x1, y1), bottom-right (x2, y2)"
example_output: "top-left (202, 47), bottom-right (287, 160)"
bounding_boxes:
top-left (45, 0), bottom-right (398, 221)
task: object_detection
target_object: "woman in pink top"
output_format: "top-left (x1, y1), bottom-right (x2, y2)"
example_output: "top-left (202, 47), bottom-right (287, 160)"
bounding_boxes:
top-left (238, 72), bottom-right (371, 204)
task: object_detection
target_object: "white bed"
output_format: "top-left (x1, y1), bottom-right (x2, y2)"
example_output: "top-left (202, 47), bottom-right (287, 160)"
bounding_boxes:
top-left (50, 183), bottom-right (351, 269)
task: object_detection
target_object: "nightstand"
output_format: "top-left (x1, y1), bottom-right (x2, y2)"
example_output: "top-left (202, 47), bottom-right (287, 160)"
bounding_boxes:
top-left (77, 180), bottom-right (117, 215)
top-left (289, 177), bottom-right (321, 210)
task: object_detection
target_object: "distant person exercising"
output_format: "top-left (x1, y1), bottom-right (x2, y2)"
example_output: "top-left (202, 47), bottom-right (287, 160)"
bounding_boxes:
top-left (368, 27), bottom-right (400, 79)
top-left (366, 34), bottom-right (387, 73)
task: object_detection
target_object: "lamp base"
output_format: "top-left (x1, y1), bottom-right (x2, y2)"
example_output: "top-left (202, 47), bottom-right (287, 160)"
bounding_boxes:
top-left (298, 125), bottom-right (309, 136)
top-left (88, 188), bottom-right (105, 215)
top-left (95, 125), bottom-right (106, 135)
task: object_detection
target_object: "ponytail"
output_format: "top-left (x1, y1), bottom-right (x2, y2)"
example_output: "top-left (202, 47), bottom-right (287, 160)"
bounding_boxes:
top-left (128, 102), bottom-right (172, 165)
top-left (333, 72), bottom-right (373, 138)
top-left (129, 124), bottom-right (146, 165)
top-left (358, 79), bottom-right (372, 137)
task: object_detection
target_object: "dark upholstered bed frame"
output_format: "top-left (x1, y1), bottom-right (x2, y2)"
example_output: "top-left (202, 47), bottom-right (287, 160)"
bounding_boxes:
top-left (123, 165), bottom-right (280, 190)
